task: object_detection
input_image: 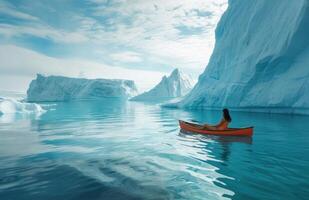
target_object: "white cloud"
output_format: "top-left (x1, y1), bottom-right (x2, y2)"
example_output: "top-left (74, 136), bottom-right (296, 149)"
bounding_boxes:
top-left (0, 0), bottom-right (228, 87)
top-left (0, 45), bottom-right (165, 92)
top-left (110, 51), bottom-right (142, 63)
top-left (138, 35), bottom-right (215, 68)
top-left (0, 1), bottom-right (89, 44)
top-left (84, 0), bottom-right (228, 69)
top-left (0, 1), bottom-right (39, 21)
top-left (0, 23), bottom-right (89, 44)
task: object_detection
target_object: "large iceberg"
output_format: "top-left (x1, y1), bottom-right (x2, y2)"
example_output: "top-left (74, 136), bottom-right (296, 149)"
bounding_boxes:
top-left (131, 69), bottom-right (193, 102)
top-left (172, 0), bottom-right (309, 114)
top-left (27, 74), bottom-right (138, 102)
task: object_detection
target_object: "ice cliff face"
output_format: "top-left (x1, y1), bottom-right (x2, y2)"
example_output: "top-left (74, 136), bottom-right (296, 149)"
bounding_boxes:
top-left (131, 69), bottom-right (193, 101)
top-left (176, 0), bottom-right (309, 114)
top-left (27, 74), bottom-right (138, 102)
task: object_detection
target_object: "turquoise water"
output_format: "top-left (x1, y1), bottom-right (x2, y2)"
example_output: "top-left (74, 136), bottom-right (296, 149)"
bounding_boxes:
top-left (0, 100), bottom-right (308, 200)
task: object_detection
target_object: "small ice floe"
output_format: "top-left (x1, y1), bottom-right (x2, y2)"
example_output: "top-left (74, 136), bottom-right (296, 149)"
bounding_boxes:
top-left (0, 97), bottom-right (45, 116)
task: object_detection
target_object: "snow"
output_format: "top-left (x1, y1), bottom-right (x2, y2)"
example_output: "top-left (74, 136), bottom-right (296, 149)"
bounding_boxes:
top-left (130, 69), bottom-right (193, 102)
top-left (27, 74), bottom-right (138, 102)
top-left (0, 97), bottom-right (44, 115)
top-left (169, 0), bottom-right (309, 114)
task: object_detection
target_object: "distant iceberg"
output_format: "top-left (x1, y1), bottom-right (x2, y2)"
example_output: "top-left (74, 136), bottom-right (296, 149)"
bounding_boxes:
top-left (130, 69), bottom-right (193, 102)
top-left (0, 97), bottom-right (44, 115)
top-left (27, 74), bottom-right (138, 102)
top-left (170, 0), bottom-right (309, 114)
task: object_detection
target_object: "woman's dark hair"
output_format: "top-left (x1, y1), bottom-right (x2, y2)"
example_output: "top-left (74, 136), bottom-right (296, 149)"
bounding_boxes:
top-left (223, 108), bottom-right (232, 122)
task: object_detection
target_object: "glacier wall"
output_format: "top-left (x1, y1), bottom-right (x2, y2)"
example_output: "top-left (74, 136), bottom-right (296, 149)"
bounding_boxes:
top-left (176, 0), bottom-right (309, 114)
top-left (27, 74), bottom-right (138, 102)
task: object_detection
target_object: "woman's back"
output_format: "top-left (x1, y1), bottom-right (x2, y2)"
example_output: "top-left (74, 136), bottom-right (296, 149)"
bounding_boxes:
top-left (202, 108), bottom-right (232, 130)
top-left (216, 118), bottom-right (229, 130)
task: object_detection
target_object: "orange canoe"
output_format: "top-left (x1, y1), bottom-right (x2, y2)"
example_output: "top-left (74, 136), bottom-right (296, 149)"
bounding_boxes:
top-left (179, 120), bottom-right (253, 137)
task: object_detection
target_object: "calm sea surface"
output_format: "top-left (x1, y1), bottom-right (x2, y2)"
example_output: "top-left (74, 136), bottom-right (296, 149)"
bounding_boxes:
top-left (0, 99), bottom-right (308, 200)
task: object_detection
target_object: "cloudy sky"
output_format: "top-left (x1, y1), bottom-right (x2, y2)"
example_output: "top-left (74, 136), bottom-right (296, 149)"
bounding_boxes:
top-left (0, 0), bottom-right (227, 92)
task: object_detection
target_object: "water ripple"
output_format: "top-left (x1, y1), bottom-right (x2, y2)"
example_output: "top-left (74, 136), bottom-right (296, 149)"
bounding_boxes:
top-left (1, 100), bottom-right (309, 199)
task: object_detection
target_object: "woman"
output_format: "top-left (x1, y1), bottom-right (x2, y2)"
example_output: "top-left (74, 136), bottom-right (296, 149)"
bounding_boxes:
top-left (202, 108), bottom-right (232, 130)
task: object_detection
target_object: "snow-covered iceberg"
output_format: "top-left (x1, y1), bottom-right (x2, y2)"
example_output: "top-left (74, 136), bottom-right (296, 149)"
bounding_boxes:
top-left (172, 0), bottom-right (309, 114)
top-left (130, 69), bottom-right (193, 102)
top-left (27, 74), bottom-right (138, 102)
top-left (0, 97), bottom-right (44, 115)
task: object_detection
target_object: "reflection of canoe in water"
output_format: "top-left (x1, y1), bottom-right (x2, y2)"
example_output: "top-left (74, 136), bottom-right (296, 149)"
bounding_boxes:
top-left (179, 120), bottom-right (253, 137)
top-left (179, 130), bottom-right (253, 144)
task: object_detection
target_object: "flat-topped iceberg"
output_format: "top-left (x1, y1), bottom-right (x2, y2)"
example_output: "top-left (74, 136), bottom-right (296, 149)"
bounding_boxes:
top-left (171, 0), bottom-right (309, 114)
top-left (131, 69), bottom-right (193, 102)
top-left (27, 74), bottom-right (138, 102)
